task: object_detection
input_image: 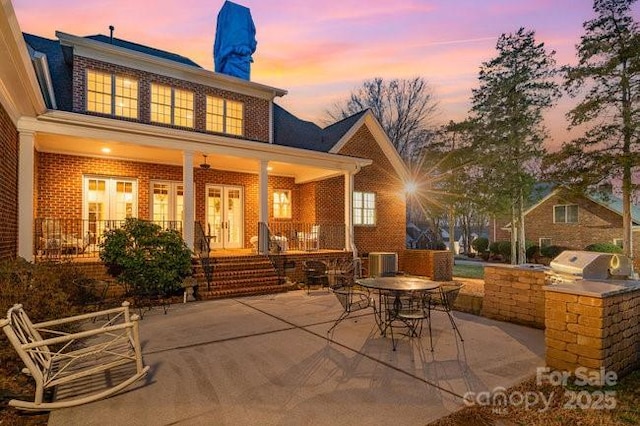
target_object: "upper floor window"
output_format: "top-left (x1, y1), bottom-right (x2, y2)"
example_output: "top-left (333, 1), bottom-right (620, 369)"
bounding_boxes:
top-left (554, 204), bottom-right (578, 224)
top-left (86, 70), bottom-right (138, 118)
top-left (151, 83), bottom-right (194, 128)
top-left (354, 191), bottom-right (376, 226)
top-left (206, 96), bottom-right (244, 136)
top-left (273, 190), bottom-right (291, 219)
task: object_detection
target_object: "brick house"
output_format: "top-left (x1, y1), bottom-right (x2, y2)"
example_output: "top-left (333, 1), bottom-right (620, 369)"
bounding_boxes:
top-left (490, 187), bottom-right (640, 259)
top-left (0, 1), bottom-right (409, 266)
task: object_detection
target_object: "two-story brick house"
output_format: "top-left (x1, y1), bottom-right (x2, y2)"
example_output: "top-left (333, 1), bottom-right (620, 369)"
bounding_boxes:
top-left (0, 1), bottom-right (409, 271)
top-left (490, 187), bottom-right (640, 260)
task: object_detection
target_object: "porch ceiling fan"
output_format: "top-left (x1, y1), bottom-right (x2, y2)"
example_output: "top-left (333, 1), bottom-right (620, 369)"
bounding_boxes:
top-left (200, 154), bottom-right (211, 170)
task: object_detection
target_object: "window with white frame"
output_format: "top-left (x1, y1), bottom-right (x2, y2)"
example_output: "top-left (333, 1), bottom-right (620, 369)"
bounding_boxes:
top-left (539, 238), bottom-right (552, 248)
top-left (614, 238), bottom-right (623, 249)
top-left (86, 70), bottom-right (138, 118)
top-left (150, 83), bottom-right (194, 127)
top-left (553, 204), bottom-right (578, 223)
top-left (206, 96), bottom-right (244, 136)
top-left (273, 190), bottom-right (291, 219)
top-left (353, 191), bottom-right (376, 226)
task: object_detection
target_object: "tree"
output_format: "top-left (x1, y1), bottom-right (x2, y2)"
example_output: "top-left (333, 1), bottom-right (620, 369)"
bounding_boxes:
top-left (327, 77), bottom-right (438, 163)
top-left (544, 0), bottom-right (640, 258)
top-left (470, 28), bottom-right (561, 264)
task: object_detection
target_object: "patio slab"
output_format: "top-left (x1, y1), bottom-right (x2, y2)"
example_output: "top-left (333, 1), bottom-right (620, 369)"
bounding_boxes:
top-left (48, 290), bottom-right (544, 426)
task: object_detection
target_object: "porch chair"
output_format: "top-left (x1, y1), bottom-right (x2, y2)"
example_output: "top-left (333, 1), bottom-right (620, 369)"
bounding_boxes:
top-left (297, 225), bottom-right (319, 251)
top-left (327, 272), bottom-right (374, 334)
top-left (0, 302), bottom-right (150, 411)
top-left (428, 282), bottom-right (464, 342)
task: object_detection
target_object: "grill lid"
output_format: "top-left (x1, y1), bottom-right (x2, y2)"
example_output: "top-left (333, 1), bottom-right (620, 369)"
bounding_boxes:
top-left (549, 250), bottom-right (633, 280)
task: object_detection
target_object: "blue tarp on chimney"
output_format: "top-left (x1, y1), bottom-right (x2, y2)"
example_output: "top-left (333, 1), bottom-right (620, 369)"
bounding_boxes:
top-left (213, 1), bottom-right (257, 80)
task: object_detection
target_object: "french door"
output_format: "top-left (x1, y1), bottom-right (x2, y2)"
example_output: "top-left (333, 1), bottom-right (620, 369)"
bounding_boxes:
top-left (206, 185), bottom-right (244, 249)
top-left (83, 176), bottom-right (137, 245)
top-left (151, 181), bottom-right (184, 231)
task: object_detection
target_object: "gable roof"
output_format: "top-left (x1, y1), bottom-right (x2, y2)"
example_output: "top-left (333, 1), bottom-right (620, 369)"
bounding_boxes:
top-left (85, 35), bottom-right (201, 68)
top-left (272, 103), bottom-right (366, 152)
top-left (522, 187), bottom-right (640, 225)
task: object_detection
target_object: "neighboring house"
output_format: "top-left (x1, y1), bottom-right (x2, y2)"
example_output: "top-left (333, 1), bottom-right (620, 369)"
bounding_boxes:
top-left (490, 187), bottom-right (640, 258)
top-left (0, 1), bottom-right (409, 263)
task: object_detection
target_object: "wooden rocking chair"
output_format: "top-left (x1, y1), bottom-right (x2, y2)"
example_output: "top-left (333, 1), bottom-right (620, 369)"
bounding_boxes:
top-left (0, 301), bottom-right (150, 411)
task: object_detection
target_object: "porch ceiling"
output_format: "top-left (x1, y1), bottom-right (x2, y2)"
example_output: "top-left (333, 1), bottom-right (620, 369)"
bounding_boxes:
top-left (36, 132), bottom-right (347, 183)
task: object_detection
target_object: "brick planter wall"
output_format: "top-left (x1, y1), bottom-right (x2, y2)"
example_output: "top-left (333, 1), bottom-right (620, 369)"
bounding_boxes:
top-left (545, 283), bottom-right (640, 378)
top-left (482, 265), bottom-right (546, 328)
top-left (399, 250), bottom-right (453, 281)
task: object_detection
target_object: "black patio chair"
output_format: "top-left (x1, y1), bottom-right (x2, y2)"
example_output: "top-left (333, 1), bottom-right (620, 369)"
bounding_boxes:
top-left (303, 260), bottom-right (329, 294)
top-left (327, 281), bottom-right (374, 334)
top-left (382, 291), bottom-right (433, 351)
top-left (428, 283), bottom-right (464, 342)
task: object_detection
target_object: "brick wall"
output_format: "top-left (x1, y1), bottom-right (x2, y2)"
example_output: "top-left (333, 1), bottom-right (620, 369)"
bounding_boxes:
top-left (482, 265), bottom-right (546, 328)
top-left (525, 190), bottom-right (640, 256)
top-left (72, 56), bottom-right (270, 142)
top-left (0, 103), bottom-right (19, 260)
top-left (545, 285), bottom-right (640, 379)
top-left (335, 125), bottom-right (406, 254)
top-left (37, 152), bottom-right (298, 247)
top-left (400, 250), bottom-right (453, 281)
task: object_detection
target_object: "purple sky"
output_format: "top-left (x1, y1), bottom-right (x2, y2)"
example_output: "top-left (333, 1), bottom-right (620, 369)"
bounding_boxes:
top-left (12, 0), bottom-right (640, 150)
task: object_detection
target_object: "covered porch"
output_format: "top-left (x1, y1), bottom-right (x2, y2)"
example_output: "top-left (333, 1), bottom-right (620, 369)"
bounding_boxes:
top-left (17, 110), bottom-right (372, 262)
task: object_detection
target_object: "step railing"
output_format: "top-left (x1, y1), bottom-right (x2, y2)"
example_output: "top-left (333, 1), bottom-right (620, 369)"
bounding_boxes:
top-left (194, 221), bottom-right (213, 290)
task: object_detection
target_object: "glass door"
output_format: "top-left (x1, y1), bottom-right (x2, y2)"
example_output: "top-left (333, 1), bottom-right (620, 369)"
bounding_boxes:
top-left (206, 185), bottom-right (244, 249)
top-left (151, 181), bottom-right (184, 232)
top-left (84, 176), bottom-right (137, 247)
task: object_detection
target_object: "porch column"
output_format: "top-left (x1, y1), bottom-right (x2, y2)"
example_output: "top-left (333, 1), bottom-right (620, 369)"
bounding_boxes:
top-left (344, 172), bottom-right (354, 254)
top-left (258, 160), bottom-right (269, 254)
top-left (183, 151), bottom-right (195, 251)
top-left (18, 131), bottom-right (35, 261)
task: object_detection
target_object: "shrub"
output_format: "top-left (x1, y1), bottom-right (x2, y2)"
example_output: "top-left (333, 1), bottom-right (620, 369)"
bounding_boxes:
top-left (471, 237), bottom-right (489, 254)
top-left (0, 259), bottom-right (91, 363)
top-left (426, 241), bottom-right (447, 250)
top-left (100, 218), bottom-right (193, 300)
top-left (489, 241), bottom-right (512, 259)
top-left (540, 245), bottom-right (570, 259)
top-left (526, 245), bottom-right (540, 262)
top-left (585, 243), bottom-right (623, 254)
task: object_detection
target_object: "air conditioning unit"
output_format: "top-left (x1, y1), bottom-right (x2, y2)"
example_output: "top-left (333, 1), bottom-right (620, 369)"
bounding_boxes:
top-left (368, 252), bottom-right (398, 277)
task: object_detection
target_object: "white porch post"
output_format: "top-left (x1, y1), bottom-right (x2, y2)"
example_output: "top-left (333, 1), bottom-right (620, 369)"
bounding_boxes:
top-left (18, 131), bottom-right (35, 261)
top-left (344, 172), bottom-right (354, 254)
top-left (258, 160), bottom-right (269, 254)
top-left (182, 151), bottom-right (195, 251)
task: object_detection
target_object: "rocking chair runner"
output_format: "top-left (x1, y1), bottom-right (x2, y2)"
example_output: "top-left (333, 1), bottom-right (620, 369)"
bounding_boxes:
top-left (0, 301), bottom-right (150, 411)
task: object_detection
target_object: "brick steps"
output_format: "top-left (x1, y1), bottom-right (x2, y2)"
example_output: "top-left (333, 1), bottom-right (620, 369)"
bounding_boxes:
top-left (193, 254), bottom-right (286, 300)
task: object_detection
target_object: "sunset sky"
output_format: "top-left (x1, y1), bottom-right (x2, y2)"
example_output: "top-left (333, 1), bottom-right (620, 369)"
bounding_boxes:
top-left (12, 0), bottom-right (640, 150)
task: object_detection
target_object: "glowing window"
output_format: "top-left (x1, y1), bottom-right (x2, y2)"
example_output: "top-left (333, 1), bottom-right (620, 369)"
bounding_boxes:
top-left (273, 190), bottom-right (291, 219)
top-left (151, 84), bottom-right (193, 127)
top-left (353, 192), bottom-right (376, 226)
top-left (86, 70), bottom-right (138, 118)
top-left (206, 96), bottom-right (244, 136)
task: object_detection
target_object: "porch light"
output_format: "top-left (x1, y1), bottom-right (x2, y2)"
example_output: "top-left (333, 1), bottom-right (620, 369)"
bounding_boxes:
top-left (200, 155), bottom-right (211, 169)
top-left (101, 147), bottom-right (111, 154)
top-left (267, 166), bottom-right (273, 171)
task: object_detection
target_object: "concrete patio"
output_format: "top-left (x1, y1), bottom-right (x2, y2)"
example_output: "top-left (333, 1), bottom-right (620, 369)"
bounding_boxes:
top-left (48, 290), bottom-right (545, 425)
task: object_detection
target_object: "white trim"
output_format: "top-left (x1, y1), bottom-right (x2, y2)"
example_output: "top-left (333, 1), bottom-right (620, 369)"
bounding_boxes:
top-left (182, 152), bottom-right (194, 251)
top-left (18, 131), bottom-right (35, 260)
top-left (56, 31), bottom-right (287, 101)
top-left (0, 0), bottom-right (47, 122)
top-left (19, 112), bottom-right (371, 173)
top-left (330, 111), bottom-right (410, 182)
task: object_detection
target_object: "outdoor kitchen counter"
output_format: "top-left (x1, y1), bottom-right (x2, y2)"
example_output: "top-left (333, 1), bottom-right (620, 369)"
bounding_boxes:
top-left (544, 279), bottom-right (640, 298)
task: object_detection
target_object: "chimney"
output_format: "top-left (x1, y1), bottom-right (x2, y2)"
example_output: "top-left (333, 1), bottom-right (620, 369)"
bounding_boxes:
top-left (109, 25), bottom-right (115, 44)
top-left (213, 1), bottom-right (257, 80)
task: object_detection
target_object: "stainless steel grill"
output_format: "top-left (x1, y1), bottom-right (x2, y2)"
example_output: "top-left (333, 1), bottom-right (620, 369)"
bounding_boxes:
top-left (545, 250), bottom-right (634, 285)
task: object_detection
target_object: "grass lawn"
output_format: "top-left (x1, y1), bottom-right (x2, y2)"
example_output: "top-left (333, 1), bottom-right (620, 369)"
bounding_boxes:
top-left (453, 262), bottom-right (484, 279)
